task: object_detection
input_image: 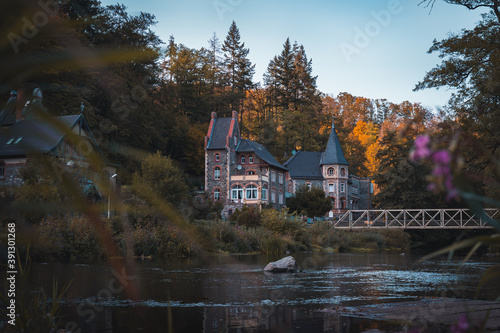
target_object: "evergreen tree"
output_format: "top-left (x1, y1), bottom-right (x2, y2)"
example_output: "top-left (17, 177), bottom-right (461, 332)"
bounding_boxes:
top-left (221, 21), bottom-right (255, 125)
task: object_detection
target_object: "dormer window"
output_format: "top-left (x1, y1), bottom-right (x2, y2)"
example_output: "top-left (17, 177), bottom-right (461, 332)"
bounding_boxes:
top-left (215, 153), bottom-right (220, 162)
top-left (241, 156), bottom-right (246, 164)
top-left (327, 167), bottom-right (334, 176)
top-left (341, 168), bottom-right (346, 177)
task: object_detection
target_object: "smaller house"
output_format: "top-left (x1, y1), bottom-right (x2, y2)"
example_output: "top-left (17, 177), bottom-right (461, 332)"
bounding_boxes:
top-left (0, 89), bottom-right (116, 198)
top-left (284, 118), bottom-right (372, 218)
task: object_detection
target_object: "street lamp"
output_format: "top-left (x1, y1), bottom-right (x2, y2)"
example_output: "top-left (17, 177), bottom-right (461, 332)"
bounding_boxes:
top-left (107, 173), bottom-right (117, 218)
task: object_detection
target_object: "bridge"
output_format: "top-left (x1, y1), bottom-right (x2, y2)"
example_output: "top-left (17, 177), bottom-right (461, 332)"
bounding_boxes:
top-left (330, 209), bottom-right (499, 229)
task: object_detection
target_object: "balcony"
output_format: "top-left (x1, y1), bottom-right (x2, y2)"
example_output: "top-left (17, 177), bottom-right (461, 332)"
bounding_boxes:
top-left (231, 174), bottom-right (260, 182)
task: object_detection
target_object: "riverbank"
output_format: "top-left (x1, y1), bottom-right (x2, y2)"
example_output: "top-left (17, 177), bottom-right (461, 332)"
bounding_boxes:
top-left (10, 211), bottom-right (495, 263)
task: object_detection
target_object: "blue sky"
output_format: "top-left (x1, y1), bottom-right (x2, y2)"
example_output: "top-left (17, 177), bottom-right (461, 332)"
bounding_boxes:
top-left (101, 0), bottom-right (486, 109)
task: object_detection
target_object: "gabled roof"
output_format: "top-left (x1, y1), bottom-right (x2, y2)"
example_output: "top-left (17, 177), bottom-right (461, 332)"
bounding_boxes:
top-left (320, 120), bottom-right (348, 166)
top-left (283, 151), bottom-right (323, 180)
top-left (0, 94), bottom-right (17, 126)
top-left (0, 114), bottom-right (110, 164)
top-left (206, 118), bottom-right (233, 150)
top-left (237, 139), bottom-right (287, 171)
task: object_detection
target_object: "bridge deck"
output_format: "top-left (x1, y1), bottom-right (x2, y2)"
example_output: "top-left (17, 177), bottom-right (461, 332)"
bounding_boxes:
top-left (331, 209), bottom-right (499, 229)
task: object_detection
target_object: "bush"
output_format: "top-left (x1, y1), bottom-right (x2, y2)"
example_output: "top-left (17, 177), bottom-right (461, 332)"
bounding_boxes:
top-left (377, 229), bottom-right (411, 251)
top-left (235, 206), bottom-right (261, 227)
top-left (35, 215), bottom-right (105, 262)
top-left (258, 235), bottom-right (287, 256)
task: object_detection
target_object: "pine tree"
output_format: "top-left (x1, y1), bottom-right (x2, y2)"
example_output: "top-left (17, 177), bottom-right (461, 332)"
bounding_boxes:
top-left (221, 21), bottom-right (255, 125)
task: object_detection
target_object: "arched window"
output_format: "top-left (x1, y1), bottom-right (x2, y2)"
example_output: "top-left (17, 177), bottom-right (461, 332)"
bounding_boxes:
top-left (214, 166), bottom-right (221, 180)
top-left (306, 182), bottom-right (311, 189)
top-left (215, 153), bottom-right (220, 162)
top-left (261, 186), bottom-right (268, 200)
top-left (327, 167), bottom-right (335, 176)
top-left (340, 167), bottom-right (346, 177)
top-left (231, 185), bottom-right (243, 200)
top-left (0, 161), bottom-right (5, 179)
top-left (340, 183), bottom-right (345, 193)
top-left (214, 188), bottom-right (221, 201)
top-left (246, 170), bottom-right (256, 175)
top-left (278, 191), bottom-right (284, 205)
top-left (271, 189), bottom-right (276, 203)
top-left (246, 185), bottom-right (258, 199)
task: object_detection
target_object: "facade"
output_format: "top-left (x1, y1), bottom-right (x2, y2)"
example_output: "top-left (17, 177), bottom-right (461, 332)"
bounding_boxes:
top-left (0, 89), bottom-right (116, 196)
top-left (284, 118), bottom-right (372, 216)
top-left (204, 111), bottom-right (287, 217)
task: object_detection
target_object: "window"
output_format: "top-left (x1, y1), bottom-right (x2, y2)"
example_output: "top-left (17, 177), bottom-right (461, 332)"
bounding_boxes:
top-left (340, 183), bottom-right (345, 193)
top-left (246, 170), bottom-right (255, 175)
top-left (5, 138), bottom-right (14, 145)
top-left (215, 153), bottom-right (220, 162)
top-left (241, 156), bottom-right (246, 164)
top-left (214, 166), bottom-right (221, 180)
top-left (278, 173), bottom-right (283, 184)
top-left (249, 156), bottom-right (254, 164)
top-left (214, 188), bottom-right (221, 200)
top-left (271, 189), bottom-right (276, 203)
top-left (246, 185), bottom-right (258, 199)
top-left (231, 185), bottom-right (243, 200)
top-left (0, 161), bottom-right (4, 179)
top-left (278, 191), bottom-right (284, 205)
top-left (271, 171), bottom-right (276, 182)
top-left (341, 168), bottom-right (346, 177)
top-left (261, 186), bottom-right (267, 200)
top-left (328, 167), bottom-right (335, 176)
top-left (328, 183), bottom-right (334, 193)
top-left (306, 183), bottom-right (311, 189)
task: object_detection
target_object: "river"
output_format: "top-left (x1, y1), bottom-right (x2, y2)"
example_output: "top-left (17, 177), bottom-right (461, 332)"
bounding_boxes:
top-left (23, 252), bottom-right (500, 332)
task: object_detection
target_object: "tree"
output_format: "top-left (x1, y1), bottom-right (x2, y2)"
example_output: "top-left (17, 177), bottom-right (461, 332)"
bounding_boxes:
top-left (372, 132), bottom-right (445, 209)
top-left (415, 0), bottom-right (500, 201)
top-left (132, 152), bottom-right (189, 206)
top-left (222, 21), bottom-right (255, 125)
top-left (287, 185), bottom-right (332, 217)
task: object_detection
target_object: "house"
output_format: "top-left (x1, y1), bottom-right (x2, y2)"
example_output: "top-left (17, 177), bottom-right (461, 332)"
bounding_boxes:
top-left (0, 89), bottom-right (116, 198)
top-left (283, 118), bottom-right (372, 217)
top-left (204, 111), bottom-right (287, 217)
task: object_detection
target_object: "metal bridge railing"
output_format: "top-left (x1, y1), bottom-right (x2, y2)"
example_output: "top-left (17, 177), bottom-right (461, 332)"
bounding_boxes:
top-left (331, 209), bottom-right (499, 229)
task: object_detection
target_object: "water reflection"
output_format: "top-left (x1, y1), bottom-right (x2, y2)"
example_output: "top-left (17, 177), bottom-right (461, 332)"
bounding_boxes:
top-left (24, 253), bottom-right (500, 332)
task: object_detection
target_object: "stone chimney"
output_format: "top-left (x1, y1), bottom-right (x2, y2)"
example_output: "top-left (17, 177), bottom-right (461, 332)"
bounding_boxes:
top-left (232, 110), bottom-right (238, 119)
top-left (211, 111), bottom-right (217, 119)
top-left (16, 89), bottom-right (24, 122)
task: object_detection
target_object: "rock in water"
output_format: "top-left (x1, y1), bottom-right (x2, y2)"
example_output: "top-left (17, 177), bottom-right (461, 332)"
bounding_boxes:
top-left (263, 256), bottom-right (297, 273)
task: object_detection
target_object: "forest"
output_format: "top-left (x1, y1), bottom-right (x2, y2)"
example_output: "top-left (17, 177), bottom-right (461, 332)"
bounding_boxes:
top-left (2, 0), bottom-right (500, 212)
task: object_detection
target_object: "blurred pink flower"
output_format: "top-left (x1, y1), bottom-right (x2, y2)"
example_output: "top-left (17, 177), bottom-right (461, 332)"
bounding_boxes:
top-left (410, 135), bottom-right (431, 161)
top-left (450, 314), bottom-right (470, 333)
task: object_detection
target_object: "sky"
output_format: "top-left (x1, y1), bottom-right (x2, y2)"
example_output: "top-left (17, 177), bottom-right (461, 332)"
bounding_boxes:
top-left (100, 0), bottom-right (487, 110)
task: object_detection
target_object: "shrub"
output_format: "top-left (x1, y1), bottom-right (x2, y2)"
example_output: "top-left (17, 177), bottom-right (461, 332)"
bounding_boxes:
top-left (259, 234), bottom-right (287, 256)
top-left (377, 229), bottom-right (411, 251)
top-left (235, 206), bottom-right (261, 227)
top-left (35, 215), bottom-right (105, 262)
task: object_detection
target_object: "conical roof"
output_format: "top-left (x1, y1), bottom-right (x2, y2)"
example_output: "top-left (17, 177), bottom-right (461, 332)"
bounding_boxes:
top-left (320, 118), bottom-right (348, 165)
